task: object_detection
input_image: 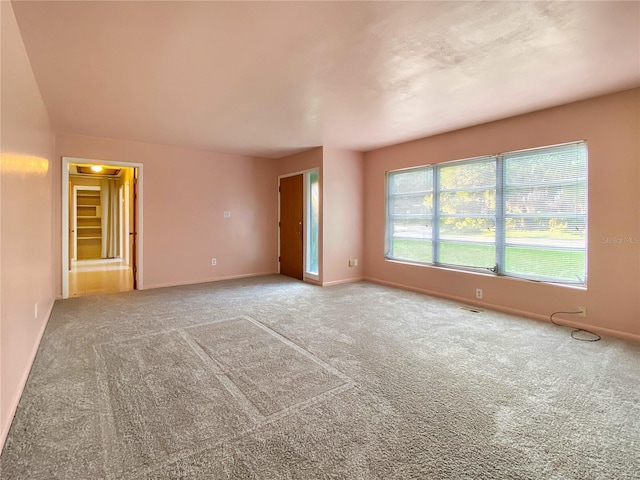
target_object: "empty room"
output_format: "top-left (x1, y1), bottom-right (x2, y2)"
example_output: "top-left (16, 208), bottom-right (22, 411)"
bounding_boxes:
top-left (1, 1), bottom-right (639, 479)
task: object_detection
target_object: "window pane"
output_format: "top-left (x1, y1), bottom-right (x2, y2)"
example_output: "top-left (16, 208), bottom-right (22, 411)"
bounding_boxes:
top-left (387, 167), bottom-right (433, 262)
top-left (391, 168), bottom-right (433, 194)
top-left (505, 246), bottom-right (586, 283)
top-left (393, 217), bottom-right (432, 241)
top-left (505, 147), bottom-right (586, 185)
top-left (390, 217), bottom-right (432, 262)
top-left (391, 193), bottom-right (433, 216)
top-left (505, 184), bottom-right (586, 215)
top-left (390, 239), bottom-right (433, 263)
top-left (504, 142), bottom-right (587, 284)
top-left (439, 159), bottom-right (495, 190)
top-left (306, 171), bottom-right (319, 275)
top-left (505, 216), bottom-right (586, 246)
top-left (439, 218), bottom-right (495, 243)
top-left (439, 190), bottom-right (495, 215)
top-left (439, 215), bottom-right (495, 269)
top-left (437, 158), bottom-right (496, 269)
top-left (439, 242), bottom-right (496, 268)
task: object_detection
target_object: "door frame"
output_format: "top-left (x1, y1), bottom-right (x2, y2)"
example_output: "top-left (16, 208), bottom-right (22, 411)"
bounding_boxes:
top-left (278, 168), bottom-right (320, 283)
top-left (62, 157), bottom-right (144, 298)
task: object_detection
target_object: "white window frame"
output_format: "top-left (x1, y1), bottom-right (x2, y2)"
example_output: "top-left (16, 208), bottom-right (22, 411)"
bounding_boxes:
top-left (385, 141), bottom-right (588, 286)
top-left (305, 169), bottom-right (320, 279)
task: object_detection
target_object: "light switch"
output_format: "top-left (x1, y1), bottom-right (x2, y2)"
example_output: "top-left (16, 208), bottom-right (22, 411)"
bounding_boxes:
top-left (224, 211), bottom-right (231, 218)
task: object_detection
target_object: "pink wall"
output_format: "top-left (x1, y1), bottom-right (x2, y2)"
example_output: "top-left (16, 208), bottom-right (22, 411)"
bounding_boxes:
top-left (274, 147), bottom-right (323, 177)
top-left (273, 147), bottom-right (365, 286)
top-left (364, 88), bottom-right (640, 341)
top-left (54, 134), bottom-right (278, 291)
top-left (0, 2), bottom-right (56, 449)
top-left (322, 148), bottom-right (364, 285)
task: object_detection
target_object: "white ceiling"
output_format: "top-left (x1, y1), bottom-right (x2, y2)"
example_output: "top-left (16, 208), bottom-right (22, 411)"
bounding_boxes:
top-left (11, 1), bottom-right (640, 158)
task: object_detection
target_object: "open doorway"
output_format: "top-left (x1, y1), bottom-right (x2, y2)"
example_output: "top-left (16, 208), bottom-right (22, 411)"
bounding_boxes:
top-left (62, 157), bottom-right (143, 298)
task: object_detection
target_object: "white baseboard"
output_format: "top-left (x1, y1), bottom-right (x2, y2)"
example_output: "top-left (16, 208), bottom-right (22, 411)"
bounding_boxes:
top-left (364, 277), bottom-right (640, 344)
top-left (142, 271), bottom-right (279, 290)
top-left (322, 277), bottom-right (364, 287)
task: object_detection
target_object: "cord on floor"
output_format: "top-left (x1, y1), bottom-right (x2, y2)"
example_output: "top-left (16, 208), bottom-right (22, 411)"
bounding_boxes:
top-left (550, 311), bottom-right (601, 342)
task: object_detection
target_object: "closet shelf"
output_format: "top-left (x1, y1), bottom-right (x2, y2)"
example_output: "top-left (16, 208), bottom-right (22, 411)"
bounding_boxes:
top-left (76, 188), bottom-right (103, 259)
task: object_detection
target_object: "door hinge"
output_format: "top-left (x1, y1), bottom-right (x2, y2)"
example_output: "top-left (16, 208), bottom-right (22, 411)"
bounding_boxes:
top-left (278, 256), bottom-right (281, 262)
top-left (133, 266), bottom-right (138, 274)
top-left (278, 186), bottom-right (281, 193)
top-left (278, 221), bottom-right (281, 227)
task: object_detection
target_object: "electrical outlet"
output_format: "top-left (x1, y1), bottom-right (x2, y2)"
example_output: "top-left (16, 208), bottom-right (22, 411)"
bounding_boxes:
top-left (475, 288), bottom-right (483, 300)
top-left (578, 306), bottom-right (587, 318)
top-left (223, 211), bottom-right (231, 218)
top-left (211, 258), bottom-right (217, 266)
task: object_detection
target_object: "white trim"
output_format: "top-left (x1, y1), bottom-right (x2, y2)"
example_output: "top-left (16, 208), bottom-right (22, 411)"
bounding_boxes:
top-left (278, 170), bottom-right (310, 180)
top-left (62, 157), bottom-right (144, 298)
top-left (322, 277), bottom-right (364, 287)
top-left (143, 271), bottom-right (277, 290)
top-left (304, 169), bottom-right (320, 281)
top-left (364, 276), bottom-right (639, 343)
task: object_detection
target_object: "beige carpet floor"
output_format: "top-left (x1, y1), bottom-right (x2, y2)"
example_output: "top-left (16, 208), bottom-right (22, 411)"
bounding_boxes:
top-left (1, 275), bottom-right (639, 479)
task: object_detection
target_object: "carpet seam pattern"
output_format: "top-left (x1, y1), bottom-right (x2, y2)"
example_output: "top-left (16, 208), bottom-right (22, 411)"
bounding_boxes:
top-left (176, 329), bottom-right (265, 422)
top-left (94, 314), bottom-right (355, 479)
top-left (131, 383), bottom-right (356, 480)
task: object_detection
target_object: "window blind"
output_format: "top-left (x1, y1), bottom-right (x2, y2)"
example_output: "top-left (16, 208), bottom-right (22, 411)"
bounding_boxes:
top-left (502, 142), bottom-right (587, 284)
top-left (385, 141), bottom-right (588, 286)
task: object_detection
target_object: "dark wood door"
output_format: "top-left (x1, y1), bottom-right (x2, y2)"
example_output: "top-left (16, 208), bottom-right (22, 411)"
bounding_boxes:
top-left (280, 174), bottom-right (304, 280)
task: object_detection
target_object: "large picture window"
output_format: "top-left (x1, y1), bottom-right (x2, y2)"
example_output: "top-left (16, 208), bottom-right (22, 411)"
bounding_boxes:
top-left (386, 141), bottom-right (588, 286)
